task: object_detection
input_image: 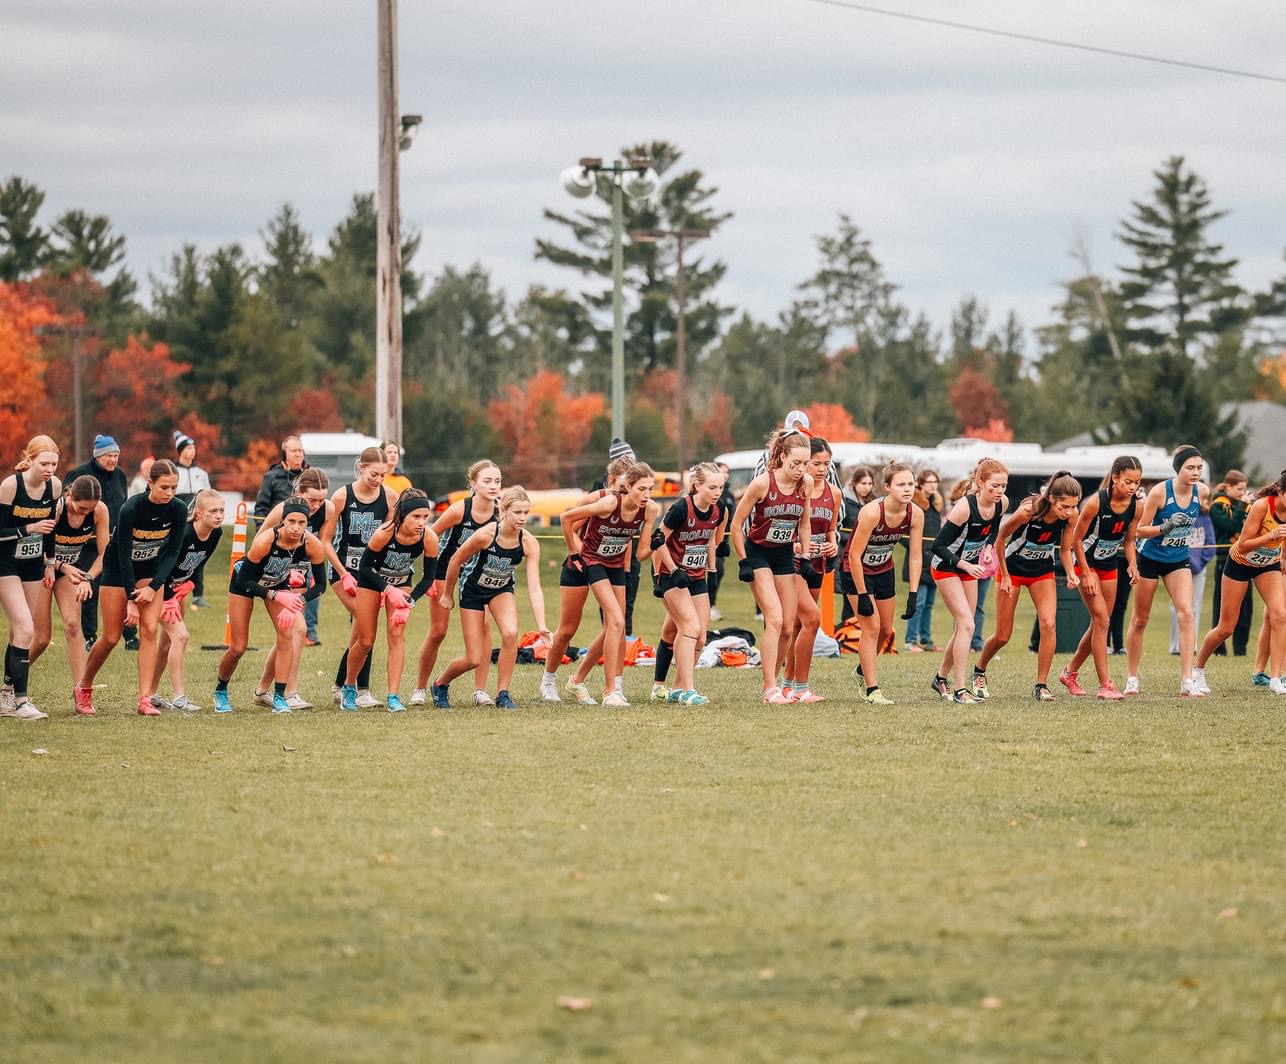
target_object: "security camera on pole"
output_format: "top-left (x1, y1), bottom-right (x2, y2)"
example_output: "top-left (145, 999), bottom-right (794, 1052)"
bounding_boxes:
top-left (559, 157), bottom-right (659, 442)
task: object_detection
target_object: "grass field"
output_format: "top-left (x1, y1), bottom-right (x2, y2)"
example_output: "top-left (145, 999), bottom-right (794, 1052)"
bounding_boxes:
top-left (3, 542), bottom-right (1285, 1062)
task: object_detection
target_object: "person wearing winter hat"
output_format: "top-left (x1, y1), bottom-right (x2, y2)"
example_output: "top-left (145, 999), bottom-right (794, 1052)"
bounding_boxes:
top-left (68, 434), bottom-right (131, 649)
top-left (173, 430), bottom-right (213, 606)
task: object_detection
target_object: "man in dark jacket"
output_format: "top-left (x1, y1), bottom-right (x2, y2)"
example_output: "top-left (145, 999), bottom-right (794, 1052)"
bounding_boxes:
top-left (254, 434), bottom-right (318, 641)
top-left (68, 435), bottom-right (132, 648)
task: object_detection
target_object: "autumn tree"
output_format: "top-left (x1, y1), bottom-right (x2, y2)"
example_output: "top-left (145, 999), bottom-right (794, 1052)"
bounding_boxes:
top-left (0, 282), bottom-right (55, 460)
top-left (92, 336), bottom-right (190, 460)
top-left (489, 370), bottom-right (605, 487)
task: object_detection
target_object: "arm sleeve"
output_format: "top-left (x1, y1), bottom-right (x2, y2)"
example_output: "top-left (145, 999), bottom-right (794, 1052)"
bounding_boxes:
top-left (357, 547), bottom-right (388, 592)
top-left (232, 558), bottom-right (271, 599)
top-left (303, 560), bottom-right (327, 603)
top-left (930, 519), bottom-right (965, 569)
top-left (149, 506), bottom-right (189, 589)
top-left (115, 500), bottom-right (138, 589)
top-left (0, 501), bottom-right (20, 544)
top-left (409, 552), bottom-right (439, 603)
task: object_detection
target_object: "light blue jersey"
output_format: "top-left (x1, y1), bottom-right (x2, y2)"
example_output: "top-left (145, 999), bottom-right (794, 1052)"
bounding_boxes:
top-left (1138, 479), bottom-right (1200, 565)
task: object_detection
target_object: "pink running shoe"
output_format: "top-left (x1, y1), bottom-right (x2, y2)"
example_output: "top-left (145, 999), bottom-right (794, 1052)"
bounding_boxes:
top-left (1058, 668), bottom-right (1088, 697)
top-left (762, 687), bottom-right (790, 705)
top-left (1096, 681), bottom-right (1125, 701)
top-left (73, 684), bottom-right (96, 717)
top-left (137, 696), bottom-right (162, 717)
top-left (780, 686), bottom-right (800, 703)
top-left (795, 690), bottom-right (826, 703)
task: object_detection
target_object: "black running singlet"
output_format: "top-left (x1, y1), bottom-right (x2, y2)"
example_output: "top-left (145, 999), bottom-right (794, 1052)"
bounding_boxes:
top-left (461, 531), bottom-right (525, 597)
top-left (437, 493), bottom-right (498, 573)
top-left (334, 485), bottom-right (389, 574)
top-left (1081, 489), bottom-right (1136, 571)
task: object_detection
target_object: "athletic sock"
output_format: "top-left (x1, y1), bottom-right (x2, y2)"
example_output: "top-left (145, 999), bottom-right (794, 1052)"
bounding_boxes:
top-left (335, 651), bottom-right (348, 688)
top-left (655, 640), bottom-right (674, 684)
top-left (865, 685), bottom-right (879, 695)
top-left (358, 653), bottom-right (372, 690)
top-left (216, 678), bottom-right (229, 692)
top-left (5, 645), bottom-right (30, 699)
top-left (542, 670), bottom-right (557, 685)
top-left (274, 682), bottom-right (287, 697)
top-left (973, 666), bottom-right (985, 675)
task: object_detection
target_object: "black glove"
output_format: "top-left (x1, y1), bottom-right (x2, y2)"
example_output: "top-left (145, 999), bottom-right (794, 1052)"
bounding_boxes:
top-left (565, 552), bottom-right (583, 572)
top-left (857, 592), bottom-right (875, 617)
top-left (797, 558), bottom-right (817, 581)
top-left (901, 590), bottom-right (918, 620)
top-left (738, 558), bottom-right (755, 582)
top-left (650, 528), bottom-right (665, 551)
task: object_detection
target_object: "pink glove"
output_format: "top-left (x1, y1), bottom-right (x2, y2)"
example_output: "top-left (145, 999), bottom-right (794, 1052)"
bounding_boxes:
top-left (383, 586), bottom-right (411, 611)
top-left (272, 590), bottom-right (304, 633)
top-left (340, 571), bottom-right (359, 597)
top-left (160, 597), bottom-right (183, 625)
top-left (287, 568), bottom-right (306, 589)
top-left (171, 580), bottom-right (195, 604)
top-left (390, 605), bottom-right (411, 628)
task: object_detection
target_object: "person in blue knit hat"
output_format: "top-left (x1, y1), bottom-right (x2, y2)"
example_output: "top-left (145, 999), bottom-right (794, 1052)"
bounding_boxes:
top-left (68, 435), bottom-right (134, 649)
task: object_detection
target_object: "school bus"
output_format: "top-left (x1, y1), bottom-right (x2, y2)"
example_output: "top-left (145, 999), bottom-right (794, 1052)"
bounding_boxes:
top-left (433, 473), bottom-right (685, 528)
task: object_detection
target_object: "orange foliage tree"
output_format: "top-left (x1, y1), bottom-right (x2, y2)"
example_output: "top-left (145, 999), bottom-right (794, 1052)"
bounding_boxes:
top-left (0, 282), bottom-right (57, 462)
top-left (91, 336), bottom-right (190, 463)
top-left (949, 368), bottom-right (1012, 441)
top-left (802, 401), bottom-right (869, 443)
top-left (488, 370), bottom-right (605, 487)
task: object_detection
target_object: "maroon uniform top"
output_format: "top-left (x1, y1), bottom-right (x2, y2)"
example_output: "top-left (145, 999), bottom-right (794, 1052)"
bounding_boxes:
top-left (580, 494), bottom-right (646, 568)
top-left (861, 500), bottom-right (911, 576)
top-left (746, 474), bottom-right (807, 547)
top-left (807, 484), bottom-right (840, 555)
top-left (659, 497), bottom-right (723, 579)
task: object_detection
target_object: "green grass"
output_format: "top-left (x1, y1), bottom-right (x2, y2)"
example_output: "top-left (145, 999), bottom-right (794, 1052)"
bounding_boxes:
top-left (3, 543), bottom-right (1285, 1062)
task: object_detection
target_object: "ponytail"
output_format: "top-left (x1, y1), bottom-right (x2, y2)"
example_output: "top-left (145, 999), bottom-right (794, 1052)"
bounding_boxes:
top-left (1030, 470), bottom-right (1081, 521)
top-left (1099, 455), bottom-right (1142, 493)
top-left (1255, 470), bottom-right (1286, 499)
top-left (969, 457), bottom-right (1007, 495)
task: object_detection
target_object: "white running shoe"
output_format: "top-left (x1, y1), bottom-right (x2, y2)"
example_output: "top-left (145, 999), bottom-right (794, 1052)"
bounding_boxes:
top-left (331, 685), bottom-right (342, 704)
top-left (149, 694), bottom-right (175, 711)
top-left (253, 690), bottom-right (274, 707)
top-left (409, 688), bottom-right (427, 707)
top-left (539, 679), bottom-right (562, 703)
top-left (355, 690), bottom-right (381, 709)
top-left (285, 693), bottom-right (312, 710)
top-left (170, 694), bottom-right (201, 712)
top-left (1269, 677), bottom-right (1286, 696)
top-left (0, 684), bottom-right (15, 712)
top-left (565, 679), bottom-right (597, 705)
top-left (472, 689), bottom-right (496, 706)
top-left (709, 606), bottom-right (722, 621)
top-left (1180, 678), bottom-right (1204, 698)
top-left (1123, 676), bottom-right (1141, 696)
top-left (11, 699), bottom-right (48, 721)
top-left (1192, 667), bottom-right (1212, 695)
top-left (602, 690), bottom-right (630, 708)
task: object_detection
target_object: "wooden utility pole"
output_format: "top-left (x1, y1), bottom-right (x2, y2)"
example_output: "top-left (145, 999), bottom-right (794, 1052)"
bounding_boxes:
top-left (375, 0), bottom-right (403, 445)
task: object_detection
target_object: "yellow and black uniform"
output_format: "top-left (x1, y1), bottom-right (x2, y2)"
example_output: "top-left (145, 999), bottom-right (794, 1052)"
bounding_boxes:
top-left (0, 477), bottom-right (56, 582)
top-left (101, 493), bottom-right (188, 593)
top-left (1225, 499), bottom-right (1284, 581)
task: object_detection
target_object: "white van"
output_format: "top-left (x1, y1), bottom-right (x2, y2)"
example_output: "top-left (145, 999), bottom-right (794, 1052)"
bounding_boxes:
top-left (300, 430), bottom-right (385, 485)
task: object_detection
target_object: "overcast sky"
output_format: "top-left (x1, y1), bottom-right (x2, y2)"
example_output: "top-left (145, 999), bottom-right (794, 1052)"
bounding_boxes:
top-left (4, 1), bottom-right (1284, 349)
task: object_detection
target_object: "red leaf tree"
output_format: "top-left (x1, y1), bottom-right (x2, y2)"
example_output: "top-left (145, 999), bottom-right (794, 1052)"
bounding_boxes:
top-left (949, 368), bottom-right (1012, 441)
top-left (0, 282), bottom-right (56, 463)
top-left (92, 336), bottom-right (190, 463)
top-left (488, 370), bottom-right (605, 487)
top-left (802, 401), bottom-right (869, 443)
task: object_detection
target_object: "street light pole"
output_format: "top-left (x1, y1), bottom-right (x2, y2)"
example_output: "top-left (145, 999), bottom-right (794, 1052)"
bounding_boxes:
top-left (34, 323), bottom-right (93, 458)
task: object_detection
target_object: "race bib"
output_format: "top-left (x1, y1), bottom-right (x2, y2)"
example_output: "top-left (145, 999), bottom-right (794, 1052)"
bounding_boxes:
top-left (766, 520), bottom-right (795, 544)
top-left (54, 542), bottom-right (83, 564)
top-left (596, 537), bottom-right (629, 559)
top-left (1090, 538), bottom-right (1119, 562)
top-left (14, 535), bottom-right (43, 560)
top-left (1162, 519), bottom-right (1194, 549)
top-left (1242, 546), bottom-right (1281, 568)
top-left (863, 545), bottom-right (893, 568)
top-left (346, 546), bottom-right (364, 569)
top-left (681, 547), bottom-right (708, 570)
top-left (477, 562), bottom-right (512, 589)
top-left (1018, 541), bottom-right (1056, 561)
top-left (132, 543), bottom-right (162, 563)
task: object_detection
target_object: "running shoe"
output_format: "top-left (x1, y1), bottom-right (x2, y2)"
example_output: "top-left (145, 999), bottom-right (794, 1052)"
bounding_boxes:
top-left (1033, 684), bottom-right (1056, 702)
top-left (430, 684), bottom-right (451, 710)
top-left (137, 696), bottom-right (161, 717)
top-left (11, 699), bottom-right (48, 721)
top-left (213, 689), bottom-right (233, 714)
top-left (271, 693), bottom-right (292, 714)
top-left (666, 688), bottom-right (687, 703)
top-left (709, 606), bottom-right (722, 621)
top-left (331, 685), bottom-right (341, 704)
top-left (861, 687), bottom-right (895, 706)
top-left (386, 694), bottom-right (407, 713)
top-left (971, 669), bottom-right (990, 700)
top-left (565, 679), bottom-right (598, 705)
top-left (904, 643), bottom-right (925, 654)
top-left (951, 688), bottom-right (980, 704)
top-left (124, 637), bottom-right (141, 651)
top-left (852, 661), bottom-right (864, 681)
top-left (253, 689), bottom-right (274, 708)
top-left (285, 693), bottom-right (312, 710)
top-left (1179, 678), bottom-right (1204, 699)
top-left (1251, 672), bottom-right (1271, 687)
top-left (1058, 668), bottom-right (1087, 697)
top-left (651, 682), bottom-right (670, 702)
top-left (0, 684), bottom-right (14, 712)
top-left (780, 686), bottom-right (800, 703)
top-left (762, 687), bottom-right (790, 705)
top-left (409, 688), bottom-right (427, 706)
top-left (930, 674), bottom-right (950, 700)
top-left (495, 691), bottom-right (518, 710)
top-left (602, 691), bottom-right (630, 708)
top-left (1192, 667), bottom-right (1212, 696)
top-left (171, 694), bottom-right (201, 712)
top-left (1096, 681), bottom-right (1125, 701)
top-left (472, 689), bottom-right (496, 707)
top-left (678, 690), bottom-right (709, 706)
top-left (539, 679), bottom-right (562, 704)
top-left (1268, 677), bottom-right (1286, 696)
top-left (355, 690), bottom-right (381, 709)
top-left (1123, 676), bottom-right (1140, 696)
top-left (795, 689), bottom-right (826, 703)
top-left (149, 694), bottom-right (174, 712)
top-left (340, 685), bottom-right (359, 711)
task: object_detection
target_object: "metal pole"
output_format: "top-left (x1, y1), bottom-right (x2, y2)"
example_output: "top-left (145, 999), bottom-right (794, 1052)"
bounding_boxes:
top-left (376, 0), bottom-right (403, 444)
top-left (71, 333), bottom-right (84, 461)
top-left (674, 235), bottom-right (687, 472)
top-left (610, 168), bottom-right (625, 442)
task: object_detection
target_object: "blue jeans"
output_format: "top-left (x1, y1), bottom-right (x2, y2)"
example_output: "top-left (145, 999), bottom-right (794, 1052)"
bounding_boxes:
top-left (971, 578), bottom-right (992, 652)
top-left (305, 596), bottom-right (320, 640)
top-left (905, 581), bottom-right (937, 646)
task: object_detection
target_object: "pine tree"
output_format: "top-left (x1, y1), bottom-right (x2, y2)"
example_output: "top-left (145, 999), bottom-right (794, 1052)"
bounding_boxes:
top-left (0, 177), bottom-right (48, 281)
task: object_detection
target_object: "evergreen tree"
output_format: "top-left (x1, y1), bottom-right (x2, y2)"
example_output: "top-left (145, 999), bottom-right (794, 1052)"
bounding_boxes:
top-left (258, 204), bottom-right (321, 330)
top-left (404, 264), bottom-right (508, 397)
top-left (0, 177), bottom-right (47, 281)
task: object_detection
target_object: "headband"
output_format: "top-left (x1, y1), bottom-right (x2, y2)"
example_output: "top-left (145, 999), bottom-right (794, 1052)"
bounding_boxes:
top-left (397, 494), bottom-right (431, 518)
top-left (281, 499), bottom-right (311, 520)
top-left (1172, 446), bottom-right (1202, 472)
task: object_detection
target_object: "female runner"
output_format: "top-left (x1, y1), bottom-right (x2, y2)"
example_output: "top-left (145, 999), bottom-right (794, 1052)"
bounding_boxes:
top-left (973, 472), bottom-right (1081, 701)
top-left (0, 436), bottom-right (61, 720)
top-left (341, 490), bottom-right (439, 712)
top-left (730, 430), bottom-right (812, 704)
top-left (215, 497), bottom-right (326, 713)
top-left (1126, 445), bottom-right (1209, 697)
top-left (29, 476), bottom-right (108, 693)
top-left (434, 487), bottom-right (550, 709)
top-left (846, 461), bottom-right (923, 705)
top-left (1192, 471), bottom-right (1286, 695)
top-left (411, 460), bottom-right (502, 707)
top-left (253, 468), bottom-right (342, 709)
top-left (782, 439), bottom-right (839, 702)
top-left (1058, 457), bottom-right (1142, 700)
top-left (928, 458), bottom-right (1009, 704)
top-left (541, 463), bottom-right (658, 707)
top-left (838, 465), bottom-right (877, 624)
top-left (648, 463), bottom-right (726, 706)
top-left (329, 447), bottom-right (398, 707)
top-left (149, 489), bottom-right (225, 711)
top-left (73, 459), bottom-right (187, 717)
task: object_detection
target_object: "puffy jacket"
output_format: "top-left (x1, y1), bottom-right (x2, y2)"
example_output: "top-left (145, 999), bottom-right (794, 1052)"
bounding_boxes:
top-left (67, 458), bottom-right (129, 528)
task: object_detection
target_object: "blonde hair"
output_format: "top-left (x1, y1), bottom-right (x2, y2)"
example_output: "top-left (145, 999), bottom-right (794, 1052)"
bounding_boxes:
top-left (606, 455), bottom-right (635, 484)
top-left (296, 467), bottom-right (330, 493)
top-left (687, 462), bottom-right (721, 493)
top-left (969, 457), bottom-right (1008, 494)
top-left (467, 459), bottom-right (500, 484)
top-left (500, 485), bottom-right (531, 510)
top-left (16, 435), bottom-right (59, 472)
top-left (357, 446), bottom-right (386, 468)
top-left (193, 488), bottom-right (224, 513)
top-left (621, 462), bottom-right (655, 490)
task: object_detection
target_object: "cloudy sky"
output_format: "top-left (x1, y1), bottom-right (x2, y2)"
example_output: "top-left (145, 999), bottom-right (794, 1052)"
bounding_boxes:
top-left (4, 1), bottom-right (1284, 347)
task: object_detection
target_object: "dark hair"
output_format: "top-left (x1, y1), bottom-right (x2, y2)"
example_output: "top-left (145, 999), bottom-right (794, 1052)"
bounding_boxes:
top-left (883, 461), bottom-right (913, 486)
top-left (149, 458), bottom-right (178, 481)
top-left (391, 488), bottom-right (431, 533)
top-left (68, 475), bottom-right (101, 503)
top-left (1255, 470), bottom-right (1286, 499)
top-left (848, 465), bottom-right (876, 499)
top-left (296, 467), bottom-right (330, 493)
top-left (809, 436), bottom-right (832, 459)
top-left (1029, 470), bottom-right (1082, 521)
top-left (1099, 455), bottom-right (1142, 492)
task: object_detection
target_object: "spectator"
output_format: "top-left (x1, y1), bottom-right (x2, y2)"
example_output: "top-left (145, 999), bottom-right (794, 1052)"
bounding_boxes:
top-left (707, 463), bottom-right (735, 621)
top-left (253, 435), bottom-right (318, 642)
top-left (383, 441), bottom-right (413, 499)
top-left (174, 431), bottom-right (215, 606)
top-left (1209, 470), bottom-right (1252, 656)
top-left (68, 435), bottom-right (133, 650)
top-left (904, 468), bottom-right (943, 651)
top-left (128, 456), bottom-right (154, 497)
